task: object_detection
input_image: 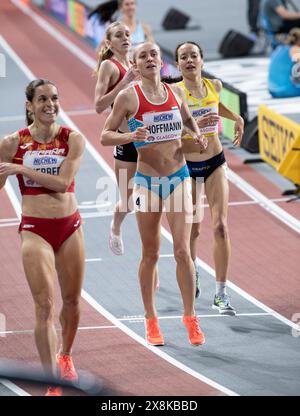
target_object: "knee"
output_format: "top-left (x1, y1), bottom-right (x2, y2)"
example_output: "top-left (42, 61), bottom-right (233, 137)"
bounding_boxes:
top-left (142, 249), bottom-right (159, 266)
top-left (62, 295), bottom-right (80, 310)
top-left (190, 224), bottom-right (201, 240)
top-left (35, 298), bottom-right (54, 323)
top-left (174, 246), bottom-right (190, 265)
top-left (213, 220), bottom-right (229, 240)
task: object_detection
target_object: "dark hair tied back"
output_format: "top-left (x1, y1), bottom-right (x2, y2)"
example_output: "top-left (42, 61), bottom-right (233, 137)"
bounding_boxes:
top-left (25, 79), bottom-right (56, 126)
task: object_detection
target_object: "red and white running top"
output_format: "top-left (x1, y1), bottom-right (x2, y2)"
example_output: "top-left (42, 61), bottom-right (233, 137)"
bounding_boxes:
top-left (13, 126), bottom-right (75, 195)
top-left (128, 82), bottom-right (183, 148)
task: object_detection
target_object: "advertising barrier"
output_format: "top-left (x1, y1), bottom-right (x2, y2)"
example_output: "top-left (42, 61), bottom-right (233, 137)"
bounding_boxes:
top-left (258, 105), bottom-right (300, 185)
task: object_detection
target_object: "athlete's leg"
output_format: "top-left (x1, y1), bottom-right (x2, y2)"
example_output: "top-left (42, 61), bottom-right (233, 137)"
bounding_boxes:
top-left (55, 228), bottom-right (85, 354)
top-left (21, 231), bottom-right (57, 377)
top-left (190, 178), bottom-right (205, 262)
top-left (205, 165), bottom-right (230, 284)
top-left (165, 179), bottom-right (205, 344)
top-left (112, 159), bottom-right (137, 235)
top-left (165, 179), bottom-right (195, 316)
top-left (134, 185), bottom-right (162, 319)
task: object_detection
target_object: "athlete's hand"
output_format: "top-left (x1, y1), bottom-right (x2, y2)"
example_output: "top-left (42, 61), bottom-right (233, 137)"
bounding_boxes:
top-left (131, 126), bottom-right (149, 142)
top-left (0, 162), bottom-right (21, 176)
top-left (197, 112), bottom-right (219, 129)
top-left (233, 116), bottom-right (244, 146)
top-left (194, 134), bottom-right (208, 152)
top-left (121, 68), bottom-right (140, 88)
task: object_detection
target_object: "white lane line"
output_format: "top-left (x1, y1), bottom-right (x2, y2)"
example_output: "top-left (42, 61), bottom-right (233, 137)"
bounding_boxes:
top-left (0, 223), bottom-right (19, 228)
top-left (119, 312), bottom-right (272, 322)
top-left (0, 115), bottom-right (25, 123)
top-left (84, 254), bottom-right (173, 262)
top-left (78, 202), bottom-right (112, 210)
top-left (10, 0), bottom-right (300, 235)
top-left (0, 325), bottom-right (117, 336)
top-left (0, 218), bottom-right (19, 223)
top-left (81, 211), bottom-right (115, 219)
top-left (227, 169), bottom-right (300, 234)
top-left (0, 379), bottom-right (30, 396)
top-left (0, 109), bottom-right (99, 124)
top-left (11, 0), bottom-right (96, 69)
top-left (1, 34), bottom-right (238, 398)
top-left (226, 197), bottom-right (295, 207)
top-left (85, 258), bottom-right (102, 262)
top-left (82, 290), bottom-right (238, 396)
top-left (65, 109), bottom-right (97, 117)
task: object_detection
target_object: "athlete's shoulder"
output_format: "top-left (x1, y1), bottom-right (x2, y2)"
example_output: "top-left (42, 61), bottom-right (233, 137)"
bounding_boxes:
top-left (168, 83), bottom-right (185, 101)
top-left (68, 129), bottom-right (85, 143)
top-left (210, 78), bottom-right (222, 93)
top-left (114, 84), bottom-right (138, 115)
top-left (0, 131), bottom-right (19, 160)
top-left (99, 59), bottom-right (119, 74)
top-left (119, 83), bottom-right (138, 99)
top-left (67, 130), bottom-right (86, 155)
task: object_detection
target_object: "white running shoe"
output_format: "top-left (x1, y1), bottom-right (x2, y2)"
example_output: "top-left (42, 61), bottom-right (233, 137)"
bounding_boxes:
top-left (109, 222), bottom-right (124, 256)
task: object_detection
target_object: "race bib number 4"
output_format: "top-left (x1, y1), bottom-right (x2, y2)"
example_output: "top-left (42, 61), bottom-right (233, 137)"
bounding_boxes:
top-left (142, 109), bottom-right (182, 143)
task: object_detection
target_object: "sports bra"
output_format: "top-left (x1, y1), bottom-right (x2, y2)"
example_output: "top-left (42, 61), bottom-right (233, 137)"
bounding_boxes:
top-left (127, 82), bottom-right (183, 148)
top-left (12, 126), bottom-right (75, 195)
top-left (177, 78), bottom-right (219, 138)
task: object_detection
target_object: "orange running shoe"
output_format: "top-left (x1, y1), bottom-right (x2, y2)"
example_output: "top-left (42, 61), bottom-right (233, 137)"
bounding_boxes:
top-left (56, 352), bottom-right (78, 382)
top-left (145, 317), bottom-right (165, 346)
top-left (45, 386), bottom-right (63, 396)
top-left (182, 315), bottom-right (205, 346)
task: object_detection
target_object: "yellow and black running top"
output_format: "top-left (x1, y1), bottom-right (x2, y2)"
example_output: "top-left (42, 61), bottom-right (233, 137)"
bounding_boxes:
top-left (177, 78), bottom-right (219, 138)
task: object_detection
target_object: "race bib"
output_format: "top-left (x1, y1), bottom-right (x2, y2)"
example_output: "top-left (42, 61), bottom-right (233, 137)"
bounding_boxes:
top-left (142, 109), bottom-right (182, 143)
top-left (23, 151), bottom-right (65, 187)
top-left (191, 105), bottom-right (218, 135)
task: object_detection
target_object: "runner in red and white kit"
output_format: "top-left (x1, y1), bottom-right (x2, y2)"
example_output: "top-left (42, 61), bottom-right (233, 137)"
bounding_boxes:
top-left (95, 21), bottom-right (139, 256)
top-left (0, 79), bottom-right (85, 396)
top-left (101, 42), bottom-right (208, 346)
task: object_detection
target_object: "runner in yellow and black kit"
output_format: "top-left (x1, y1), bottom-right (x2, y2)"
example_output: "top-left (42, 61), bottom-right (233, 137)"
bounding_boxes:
top-left (174, 42), bottom-right (244, 314)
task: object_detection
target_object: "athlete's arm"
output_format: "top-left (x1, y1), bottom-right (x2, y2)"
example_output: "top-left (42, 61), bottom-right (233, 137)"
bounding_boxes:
top-left (171, 84), bottom-right (207, 149)
top-left (95, 60), bottom-right (138, 113)
top-left (0, 132), bottom-right (85, 193)
top-left (0, 134), bottom-right (19, 190)
top-left (142, 22), bottom-right (154, 42)
top-left (275, 5), bottom-right (300, 20)
top-left (101, 88), bottom-right (148, 146)
top-left (212, 79), bottom-right (244, 146)
top-left (219, 103), bottom-right (244, 146)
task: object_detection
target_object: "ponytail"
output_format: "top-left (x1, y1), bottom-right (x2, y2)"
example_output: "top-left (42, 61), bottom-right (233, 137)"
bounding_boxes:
top-left (26, 109), bottom-right (34, 126)
top-left (94, 21), bottom-right (125, 75)
top-left (286, 28), bottom-right (300, 46)
top-left (94, 44), bottom-right (114, 75)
